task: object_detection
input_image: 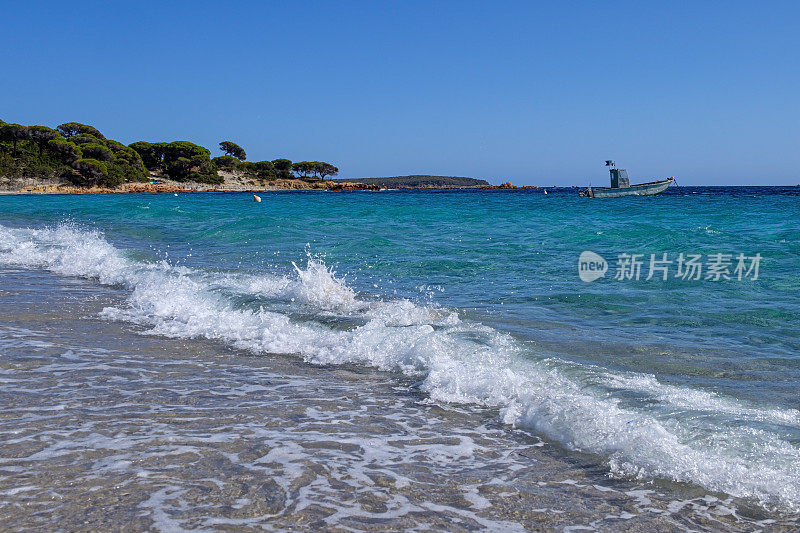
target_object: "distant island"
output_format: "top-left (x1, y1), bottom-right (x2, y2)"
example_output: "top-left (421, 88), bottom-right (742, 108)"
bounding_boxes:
top-left (0, 118), bottom-right (507, 193)
top-left (334, 175), bottom-right (491, 188)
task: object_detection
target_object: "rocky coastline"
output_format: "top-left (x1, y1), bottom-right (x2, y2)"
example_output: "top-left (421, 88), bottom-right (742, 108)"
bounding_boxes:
top-left (0, 174), bottom-right (382, 194)
top-left (0, 174), bottom-right (527, 194)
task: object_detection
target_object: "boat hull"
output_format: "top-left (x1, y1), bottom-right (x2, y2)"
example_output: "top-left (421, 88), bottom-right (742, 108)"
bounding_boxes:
top-left (581, 178), bottom-right (673, 198)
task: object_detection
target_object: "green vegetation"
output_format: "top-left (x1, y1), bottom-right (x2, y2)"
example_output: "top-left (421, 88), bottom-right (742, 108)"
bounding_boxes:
top-left (291, 161), bottom-right (315, 179)
top-left (129, 141), bottom-right (220, 183)
top-left (219, 141), bottom-right (246, 161)
top-left (238, 160), bottom-right (276, 181)
top-left (57, 122), bottom-right (105, 140)
top-left (211, 155), bottom-right (240, 169)
top-left (28, 126), bottom-right (59, 154)
top-left (47, 138), bottom-right (82, 164)
top-left (272, 158), bottom-right (293, 179)
top-left (131, 139), bottom-right (338, 184)
top-left (314, 162), bottom-right (339, 180)
top-left (207, 145), bottom-right (337, 183)
top-left (0, 119), bottom-right (148, 186)
top-left (288, 161), bottom-right (339, 180)
top-left (1, 117), bottom-right (340, 188)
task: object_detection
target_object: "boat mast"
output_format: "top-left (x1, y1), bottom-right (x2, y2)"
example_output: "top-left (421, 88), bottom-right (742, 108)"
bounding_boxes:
top-left (605, 160), bottom-right (615, 188)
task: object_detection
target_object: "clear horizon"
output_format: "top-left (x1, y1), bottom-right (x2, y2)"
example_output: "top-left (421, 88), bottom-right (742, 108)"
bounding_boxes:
top-left (2, 1), bottom-right (798, 186)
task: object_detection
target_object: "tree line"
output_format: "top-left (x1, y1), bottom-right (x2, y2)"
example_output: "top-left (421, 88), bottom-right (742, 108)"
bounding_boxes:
top-left (0, 120), bottom-right (148, 186)
top-left (211, 140), bottom-right (338, 181)
top-left (0, 119), bottom-right (338, 187)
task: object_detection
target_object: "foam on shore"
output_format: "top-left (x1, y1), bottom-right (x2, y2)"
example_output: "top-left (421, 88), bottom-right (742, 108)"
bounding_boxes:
top-left (1, 222), bottom-right (799, 512)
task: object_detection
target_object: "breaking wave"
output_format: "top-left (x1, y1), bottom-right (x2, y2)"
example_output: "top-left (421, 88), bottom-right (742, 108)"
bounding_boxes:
top-left (1, 223), bottom-right (799, 512)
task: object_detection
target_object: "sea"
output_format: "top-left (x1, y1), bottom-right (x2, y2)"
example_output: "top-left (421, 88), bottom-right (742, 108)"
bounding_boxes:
top-left (0, 186), bottom-right (799, 531)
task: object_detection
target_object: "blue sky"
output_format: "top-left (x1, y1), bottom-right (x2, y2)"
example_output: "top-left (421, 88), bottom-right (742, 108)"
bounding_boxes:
top-left (1, 1), bottom-right (798, 185)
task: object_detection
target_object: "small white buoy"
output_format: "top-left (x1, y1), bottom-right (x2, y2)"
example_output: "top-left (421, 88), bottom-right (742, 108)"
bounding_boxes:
top-left (174, 193), bottom-right (178, 196)
top-left (253, 194), bottom-right (261, 203)
top-left (544, 189), bottom-right (548, 195)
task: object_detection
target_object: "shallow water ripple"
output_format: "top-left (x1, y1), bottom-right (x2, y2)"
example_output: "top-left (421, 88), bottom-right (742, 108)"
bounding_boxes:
top-left (1, 270), bottom-right (795, 531)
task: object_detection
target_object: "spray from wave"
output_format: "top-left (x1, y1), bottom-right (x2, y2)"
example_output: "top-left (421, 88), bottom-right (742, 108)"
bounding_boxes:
top-left (1, 223), bottom-right (799, 512)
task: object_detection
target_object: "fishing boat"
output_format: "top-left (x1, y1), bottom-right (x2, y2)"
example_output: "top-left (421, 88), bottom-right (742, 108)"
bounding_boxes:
top-left (579, 161), bottom-right (674, 198)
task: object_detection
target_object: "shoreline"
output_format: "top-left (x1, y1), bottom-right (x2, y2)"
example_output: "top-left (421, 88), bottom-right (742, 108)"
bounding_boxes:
top-left (1, 168), bottom-right (535, 195)
top-left (1, 265), bottom-right (760, 531)
top-left (0, 177), bottom-right (381, 195)
top-left (0, 180), bottom-right (528, 195)
top-left (2, 220), bottom-right (796, 528)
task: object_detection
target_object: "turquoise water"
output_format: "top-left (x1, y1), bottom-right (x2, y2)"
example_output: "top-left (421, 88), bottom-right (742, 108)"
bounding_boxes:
top-left (1, 187), bottom-right (799, 519)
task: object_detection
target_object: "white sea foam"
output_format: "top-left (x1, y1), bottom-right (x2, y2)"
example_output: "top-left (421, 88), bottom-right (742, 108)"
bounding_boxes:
top-left (2, 223), bottom-right (800, 512)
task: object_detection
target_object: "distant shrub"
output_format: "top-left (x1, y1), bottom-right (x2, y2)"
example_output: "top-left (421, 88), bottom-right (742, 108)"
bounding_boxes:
top-left (47, 138), bottom-right (83, 164)
top-left (0, 137), bottom-right (75, 180)
top-left (107, 143), bottom-right (148, 181)
top-left (0, 123), bottom-right (31, 156)
top-left (70, 133), bottom-right (106, 146)
top-left (314, 161), bottom-right (338, 180)
top-left (129, 141), bottom-right (165, 170)
top-left (28, 126), bottom-right (60, 154)
top-left (72, 158), bottom-right (111, 185)
top-left (130, 140), bottom-right (218, 182)
top-left (292, 161), bottom-right (316, 179)
top-left (219, 141), bottom-right (246, 161)
top-left (162, 141), bottom-right (210, 162)
top-left (272, 158), bottom-right (292, 179)
top-left (57, 122), bottom-right (105, 140)
top-left (212, 155), bottom-right (240, 169)
top-left (80, 142), bottom-right (114, 162)
top-left (252, 160), bottom-right (276, 180)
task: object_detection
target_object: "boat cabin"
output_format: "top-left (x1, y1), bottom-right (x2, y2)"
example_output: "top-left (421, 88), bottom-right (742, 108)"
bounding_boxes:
top-left (610, 169), bottom-right (630, 188)
top-left (605, 161), bottom-right (629, 188)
